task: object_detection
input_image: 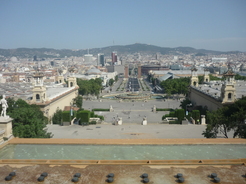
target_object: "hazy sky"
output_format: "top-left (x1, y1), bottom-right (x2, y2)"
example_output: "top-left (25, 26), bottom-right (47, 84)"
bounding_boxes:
top-left (0, 0), bottom-right (246, 51)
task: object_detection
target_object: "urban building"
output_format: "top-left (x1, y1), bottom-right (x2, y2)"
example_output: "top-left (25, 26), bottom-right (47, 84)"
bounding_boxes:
top-left (141, 65), bottom-right (169, 75)
top-left (189, 68), bottom-right (246, 111)
top-left (97, 53), bottom-right (105, 66)
top-left (106, 65), bottom-right (124, 75)
top-left (29, 71), bottom-right (79, 122)
top-left (212, 58), bottom-right (227, 63)
top-left (111, 51), bottom-right (117, 65)
top-left (84, 54), bottom-right (93, 63)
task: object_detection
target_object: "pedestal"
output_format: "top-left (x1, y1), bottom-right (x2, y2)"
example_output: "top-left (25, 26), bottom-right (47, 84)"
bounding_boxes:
top-left (201, 115), bottom-right (206, 125)
top-left (152, 105), bottom-right (156, 113)
top-left (0, 129), bottom-right (5, 144)
top-left (0, 117), bottom-right (13, 139)
top-left (117, 117), bottom-right (122, 125)
top-left (142, 117), bottom-right (147, 125)
top-left (109, 105), bottom-right (114, 112)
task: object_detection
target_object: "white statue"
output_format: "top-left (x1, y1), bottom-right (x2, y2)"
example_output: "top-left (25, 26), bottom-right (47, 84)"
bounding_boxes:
top-left (0, 95), bottom-right (8, 117)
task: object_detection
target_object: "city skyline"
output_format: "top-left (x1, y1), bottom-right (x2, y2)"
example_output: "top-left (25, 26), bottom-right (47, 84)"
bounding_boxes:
top-left (0, 0), bottom-right (246, 52)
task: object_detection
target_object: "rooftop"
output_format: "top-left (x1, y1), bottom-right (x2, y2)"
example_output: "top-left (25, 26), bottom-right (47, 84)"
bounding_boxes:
top-left (191, 80), bottom-right (246, 100)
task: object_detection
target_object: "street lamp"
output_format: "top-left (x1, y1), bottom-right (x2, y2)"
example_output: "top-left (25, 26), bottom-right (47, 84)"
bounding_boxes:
top-left (186, 103), bottom-right (192, 116)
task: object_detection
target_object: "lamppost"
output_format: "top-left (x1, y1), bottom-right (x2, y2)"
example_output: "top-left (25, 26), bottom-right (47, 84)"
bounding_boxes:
top-left (186, 103), bottom-right (192, 116)
top-left (70, 102), bottom-right (74, 123)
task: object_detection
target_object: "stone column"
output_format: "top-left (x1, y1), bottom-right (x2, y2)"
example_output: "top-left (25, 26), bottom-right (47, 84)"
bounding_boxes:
top-left (152, 105), bottom-right (156, 112)
top-left (109, 105), bottom-right (114, 112)
top-left (142, 117), bottom-right (147, 125)
top-left (201, 115), bottom-right (206, 125)
top-left (0, 117), bottom-right (13, 139)
top-left (117, 117), bottom-right (122, 125)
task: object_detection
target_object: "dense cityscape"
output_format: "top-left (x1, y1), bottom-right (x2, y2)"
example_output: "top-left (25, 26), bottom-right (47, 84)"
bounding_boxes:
top-left (0, 0), bottom-right (246, 183)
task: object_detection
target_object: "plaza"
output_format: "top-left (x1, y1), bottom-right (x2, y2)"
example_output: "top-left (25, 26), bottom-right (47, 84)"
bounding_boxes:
top-left (83, 98), bottom-right (180, 124)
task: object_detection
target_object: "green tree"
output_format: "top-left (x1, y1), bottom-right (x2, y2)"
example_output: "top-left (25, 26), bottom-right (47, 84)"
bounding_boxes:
top-left (160, 77), bottom-right (190, 96)
top-left (73, 95), bottom-right (83, 108)
top-left (202, 108), bottom-right (231, 138)
top-left (109, 78), bottom-right (114, 86)
top-left (8, 99), bottom-right (52, 138)
top-left (175, 109), bottom-right (185, 124)
top-left (227, 97), bottom-right (246, 138)
top-left (235, 74), bottom-right (246, 80)
top-left (77, 78), bottom-right (102, 96)
top-left (209, 74), bottom-right (222, 81)
top-left (52, 109), bottom-right (63, 124)
top-left (179, 98), bottom-right (192, 111)
top-left (115, 75), bottom-right (118, 82)
top-left (202, 97), bottom-right (246, 138)
top-left (191, 110), bottom-right (200, 124)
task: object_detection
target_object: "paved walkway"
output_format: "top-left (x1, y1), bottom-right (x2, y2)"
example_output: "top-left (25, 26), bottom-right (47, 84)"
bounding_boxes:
top-left (47, 124), bottom-right (209, 139)
top-left (83, 98), bottom-right (181, 124)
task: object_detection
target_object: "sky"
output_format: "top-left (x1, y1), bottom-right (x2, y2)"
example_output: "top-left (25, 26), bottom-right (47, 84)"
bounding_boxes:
top-left (0, 0), bottom-right (246, 51)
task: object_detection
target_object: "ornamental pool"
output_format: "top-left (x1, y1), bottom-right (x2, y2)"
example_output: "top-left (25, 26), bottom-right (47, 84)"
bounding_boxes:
top-left (0, 144), bottom-right (245, 160)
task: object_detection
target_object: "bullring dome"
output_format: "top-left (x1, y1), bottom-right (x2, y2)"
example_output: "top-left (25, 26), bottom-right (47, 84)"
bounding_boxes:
top-left (86, 68), bottom-right (101, 75)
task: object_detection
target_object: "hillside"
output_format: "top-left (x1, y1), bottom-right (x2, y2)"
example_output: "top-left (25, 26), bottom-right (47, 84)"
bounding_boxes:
top-left (0, 43), bottom-right (241, 59)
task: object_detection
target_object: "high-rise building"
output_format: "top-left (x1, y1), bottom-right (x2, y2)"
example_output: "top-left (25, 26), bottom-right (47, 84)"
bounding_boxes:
top-left (98, 53), bottom-right (105, 66)
top-left (33, 55), bottom-right (37, 61)
top-left (111, 51), bottom-right (117, 65)
top-left (212, 58), bottom-right (227, 63)
top-left (84, 54), bottom-right (93, 63)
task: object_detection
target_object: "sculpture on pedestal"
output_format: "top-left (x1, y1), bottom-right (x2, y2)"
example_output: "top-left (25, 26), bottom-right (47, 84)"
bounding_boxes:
top-left (142, 117), bottom-right (147, 125)
top-left (0, 95), bottom-right (8, 117)
top-left (0, 94), bottom-right (12, 139)
top-left (110, 105), bottom-right (114, 112)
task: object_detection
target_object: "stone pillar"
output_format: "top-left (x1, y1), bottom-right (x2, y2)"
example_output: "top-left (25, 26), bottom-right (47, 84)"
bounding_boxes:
top-left (110, 105), bottom-right (114, 112)
top-left (117, 117), bottom-right (122, 125)
top-left (0, 117), bottom-right (13, 139)
top-left (201, 115), bottom-right (206, 125)
top-left (142, 117), bottom-right (147, 125)
top-left (152, 105), bottom-right (156, 112)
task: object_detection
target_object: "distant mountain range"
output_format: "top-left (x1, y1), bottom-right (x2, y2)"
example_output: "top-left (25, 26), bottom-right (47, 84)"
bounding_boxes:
top-left (0, 43), bottom-right (241, 59)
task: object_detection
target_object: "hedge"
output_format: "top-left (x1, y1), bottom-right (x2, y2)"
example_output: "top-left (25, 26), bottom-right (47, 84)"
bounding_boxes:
top-left (97, 115), bottom-right (104, 120)
top-left (92, 108), bottom-right (110, 111)
top-left (169, 120), bottom-right (181, 124)
top-left (89, 121), bottom-right (97, 125)
top-left (156, 108), bottom-right (174, 111)
top-left (93, 114), bottom-right (104, 120)
top-left (77, 110), bottom-right (91, 123)
top-left (62, 111), bottom-right (70, 122)
top-left (175, 109), bottom-right (185, 124)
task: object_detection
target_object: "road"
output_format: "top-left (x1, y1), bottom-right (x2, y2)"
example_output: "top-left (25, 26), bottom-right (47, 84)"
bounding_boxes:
top-left (127, 77), bottom-right (140, 92)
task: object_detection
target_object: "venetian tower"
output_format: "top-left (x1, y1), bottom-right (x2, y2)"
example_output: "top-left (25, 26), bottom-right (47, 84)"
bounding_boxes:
top-left (67, 67), bottom-right (77, 87)
top-left (31, 70), bottom-right (47, 103)
top-left (56, 68), bottom-right (65, 84)
top-left (190, 67), bottom-right (199, 87)
top-left (204, 69), bottom-right (210, 83)
top-left (220, 68), bottom-right (236, 104)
